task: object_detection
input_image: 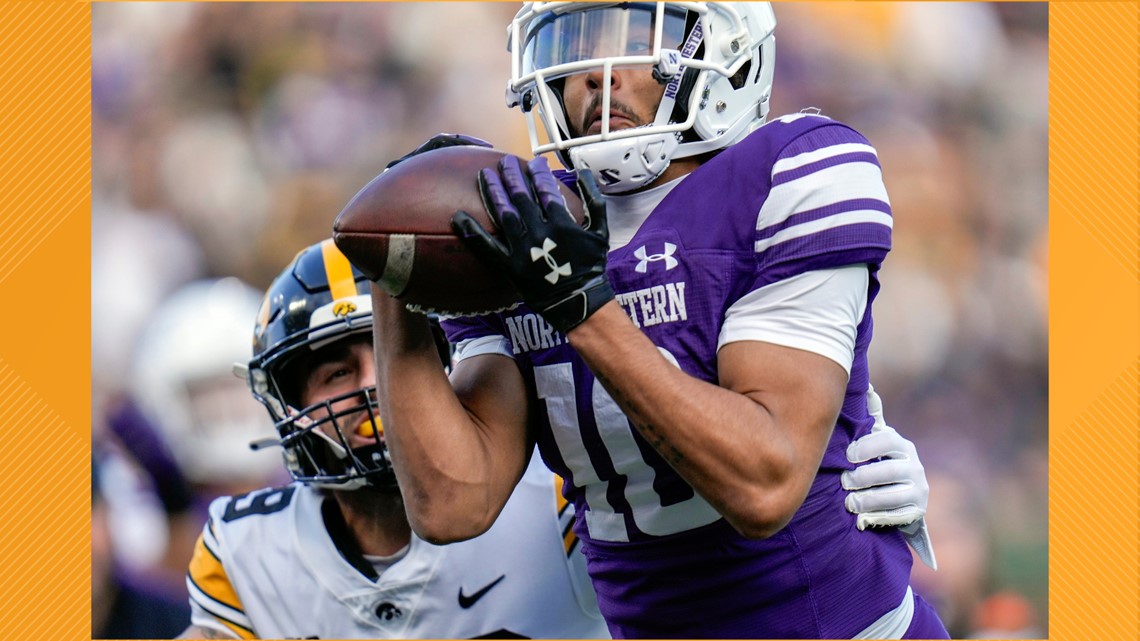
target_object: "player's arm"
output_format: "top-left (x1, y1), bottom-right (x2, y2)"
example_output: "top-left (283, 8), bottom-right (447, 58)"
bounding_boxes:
top-left (453, 155), bottom-right (841, 538)
top-left (370, 287), bottom-right (533, 543)
top-left (571, 303), bottom-right (844, 538)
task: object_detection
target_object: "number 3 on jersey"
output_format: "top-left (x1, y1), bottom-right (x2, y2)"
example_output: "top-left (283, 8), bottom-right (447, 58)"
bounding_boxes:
top-left (534, 349), bottom-right (720, 542)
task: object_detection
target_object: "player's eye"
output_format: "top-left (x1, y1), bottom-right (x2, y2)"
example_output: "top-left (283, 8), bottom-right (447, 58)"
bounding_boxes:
top-left (628, 40), bottom-right (652, 55)
top-left (305, 361), bottom-right (353, 393)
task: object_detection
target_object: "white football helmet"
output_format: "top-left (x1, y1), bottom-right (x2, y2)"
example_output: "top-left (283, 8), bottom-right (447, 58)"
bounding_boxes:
top-left (507, 2), bottom-right (776, 193)
top-left (130, 277), bottom-right (281, 488)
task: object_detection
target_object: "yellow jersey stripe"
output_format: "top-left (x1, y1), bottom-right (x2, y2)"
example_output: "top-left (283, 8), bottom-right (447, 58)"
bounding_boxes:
top-left (188, 532), bottom-right (245, 612)
top-left (187, 573), bottom-right (255, 638)
top-left (554, 474), bottom-right (569, 514)
top-left (320, 238), bottom-right (357, 302)
top-left (562, 519), bottom-right (578, 556)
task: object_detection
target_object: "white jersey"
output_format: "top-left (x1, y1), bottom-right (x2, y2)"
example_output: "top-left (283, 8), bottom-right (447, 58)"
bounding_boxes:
top-left (187, 454), bottom-right (608, 639)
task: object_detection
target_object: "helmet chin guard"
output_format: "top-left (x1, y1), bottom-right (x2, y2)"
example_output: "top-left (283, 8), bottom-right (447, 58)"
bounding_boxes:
top-left (568, 128), bottom-right (679, 194)
top-left (507, 2), bottom-right (776, 193)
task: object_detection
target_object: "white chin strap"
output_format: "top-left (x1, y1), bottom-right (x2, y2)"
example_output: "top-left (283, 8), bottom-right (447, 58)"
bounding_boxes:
top-left (569, 131), bottom-right (679, 194)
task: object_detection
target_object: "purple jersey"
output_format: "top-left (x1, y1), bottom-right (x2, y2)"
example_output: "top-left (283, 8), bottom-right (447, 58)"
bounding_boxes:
top-left (444, 115), bottom-right (918, 638)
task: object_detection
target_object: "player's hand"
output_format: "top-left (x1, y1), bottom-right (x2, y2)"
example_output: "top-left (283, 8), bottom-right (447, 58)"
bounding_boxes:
top-left (452, 155), bottom-right (613, 333)
top-left (385, 133), bottom-right (492, 170)
top-left (842, 385), bottom-right (938, 569)
top-left (842, 424), bottom-right (927, 528)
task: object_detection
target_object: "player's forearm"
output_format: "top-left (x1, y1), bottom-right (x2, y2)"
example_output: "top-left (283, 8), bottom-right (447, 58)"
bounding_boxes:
top-left (568, 302), bottom-right (826, 538)
top-left (370, 288), bottom-right (523, 542)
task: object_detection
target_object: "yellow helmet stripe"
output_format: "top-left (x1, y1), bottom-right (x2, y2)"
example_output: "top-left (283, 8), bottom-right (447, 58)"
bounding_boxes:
top-left (320, 239), bottom-right (357, 302)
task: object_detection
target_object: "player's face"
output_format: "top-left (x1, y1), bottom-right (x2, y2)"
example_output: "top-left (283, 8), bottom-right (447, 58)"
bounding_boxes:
top-left (563, 66), bottom-right (665, 138)
top-left (297, 336), bottom-right (380, 448)
top-left (561, 19), bottom-right (665, 138)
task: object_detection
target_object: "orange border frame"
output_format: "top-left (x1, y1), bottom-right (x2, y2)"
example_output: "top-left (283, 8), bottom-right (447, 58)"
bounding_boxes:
top-left (0, 2), bottom-right (1133, 640)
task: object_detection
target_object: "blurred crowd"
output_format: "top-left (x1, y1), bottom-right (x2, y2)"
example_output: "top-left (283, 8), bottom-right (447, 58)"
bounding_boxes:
top-left (91, 3), bottom-right (1048, 639)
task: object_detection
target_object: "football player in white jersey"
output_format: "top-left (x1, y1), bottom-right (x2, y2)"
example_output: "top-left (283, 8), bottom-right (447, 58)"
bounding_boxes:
top-left (178, 239), bottom-right (607, 639)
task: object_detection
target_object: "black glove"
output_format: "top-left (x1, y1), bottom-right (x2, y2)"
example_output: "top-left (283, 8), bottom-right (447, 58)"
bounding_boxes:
top-left (385, 133), bottom-right (492, 170)
top-left (451, 155), bottom-right (613, 333)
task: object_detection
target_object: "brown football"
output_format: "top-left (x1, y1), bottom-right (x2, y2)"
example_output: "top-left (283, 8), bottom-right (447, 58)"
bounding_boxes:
top-left (333, 146), bottom-right (583, 315)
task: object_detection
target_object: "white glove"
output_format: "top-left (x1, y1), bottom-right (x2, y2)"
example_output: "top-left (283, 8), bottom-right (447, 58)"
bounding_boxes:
top-left (842, 385), bottom-right (938, 570)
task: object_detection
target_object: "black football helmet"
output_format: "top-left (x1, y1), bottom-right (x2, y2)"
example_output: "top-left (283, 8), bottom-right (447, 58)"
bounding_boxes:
top-left (246, 239), bottom-right (393, 490)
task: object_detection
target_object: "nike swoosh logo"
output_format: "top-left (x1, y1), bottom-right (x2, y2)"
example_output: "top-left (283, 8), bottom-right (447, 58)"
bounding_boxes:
top-left (458, 575), bottom-right (505, 609)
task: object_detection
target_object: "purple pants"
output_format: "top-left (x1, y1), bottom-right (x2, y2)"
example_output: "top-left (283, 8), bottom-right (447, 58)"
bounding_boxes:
top-left (903, 591), bottom-right (951, 639)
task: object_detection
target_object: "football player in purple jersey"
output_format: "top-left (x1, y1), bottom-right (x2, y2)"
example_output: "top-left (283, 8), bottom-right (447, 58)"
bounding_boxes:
top-left (368, 3), bottom-right (948, 638)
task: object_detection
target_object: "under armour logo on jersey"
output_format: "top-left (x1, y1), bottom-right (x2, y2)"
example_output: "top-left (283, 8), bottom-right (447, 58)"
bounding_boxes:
top-left (531, 238), bottom-right (571, 284)
top-left (634, 243), bottom-right (679, 273)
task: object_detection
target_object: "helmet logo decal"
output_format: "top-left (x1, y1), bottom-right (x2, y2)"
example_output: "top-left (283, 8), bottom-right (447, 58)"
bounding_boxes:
top-left (333, 300), bottom-right (358, 317)
top-left (531, 237), bottom-right (571, 284)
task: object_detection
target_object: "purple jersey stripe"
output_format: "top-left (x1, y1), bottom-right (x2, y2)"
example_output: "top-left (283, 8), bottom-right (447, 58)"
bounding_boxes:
top-left (758, 219), bottom-right (891, 261)
top-left (442, 315), bottom-right (502, 344)
top-left (780, 120), bottom-right (870, 156)
top-left (756, 198), bottom-right (892, 242)
top-left (753, 223), bottom-right (891, 288)
top-left (771, 151), bottom-right (881, 187)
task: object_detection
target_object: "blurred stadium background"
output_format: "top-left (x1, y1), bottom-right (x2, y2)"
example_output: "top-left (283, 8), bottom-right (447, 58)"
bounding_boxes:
top-left (91, 3), bottom-right (1048, 638)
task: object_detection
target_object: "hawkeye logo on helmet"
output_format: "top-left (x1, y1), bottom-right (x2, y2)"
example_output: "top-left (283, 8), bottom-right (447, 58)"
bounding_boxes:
top-left (333, 300), bottom-right (358, 317)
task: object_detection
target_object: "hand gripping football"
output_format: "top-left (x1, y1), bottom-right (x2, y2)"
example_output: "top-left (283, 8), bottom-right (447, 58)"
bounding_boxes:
top-left (333, 146), bottom-right (584, 315)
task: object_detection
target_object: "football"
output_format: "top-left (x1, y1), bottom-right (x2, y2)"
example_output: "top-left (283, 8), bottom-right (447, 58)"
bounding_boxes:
top-left (333, 146), bottom-right (584, 315)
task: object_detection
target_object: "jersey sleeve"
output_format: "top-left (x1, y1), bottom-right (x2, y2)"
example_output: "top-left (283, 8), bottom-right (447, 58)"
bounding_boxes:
top-left (750, 121), bottom-right (892, 290)
top-left (718, 266), bottom-right (868, 374)
top-left (186, 512), bottom-right (257, 639)
top-left (441, 313), bottom-right (513, 362)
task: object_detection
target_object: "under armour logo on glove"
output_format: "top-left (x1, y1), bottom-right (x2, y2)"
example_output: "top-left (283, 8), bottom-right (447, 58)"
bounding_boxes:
top-left (451, 155), bottom-right (614, 333)
top-left (531, 238), bottom-right (572, 283)
top-left (634, 243), bottom-right (678, 273)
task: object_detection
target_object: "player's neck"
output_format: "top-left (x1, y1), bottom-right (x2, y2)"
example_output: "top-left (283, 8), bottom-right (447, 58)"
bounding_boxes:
top-left (331, 487), bottom-right (412, 556)
top-left (637, 147), bottom-right (724, 192)
top-left (636, 157), bottom-right (700, 193)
